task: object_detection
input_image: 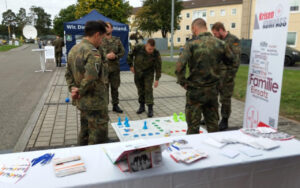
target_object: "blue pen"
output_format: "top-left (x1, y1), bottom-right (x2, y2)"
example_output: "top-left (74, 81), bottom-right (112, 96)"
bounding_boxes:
top-left (171, 144), bottom-right (180, 151)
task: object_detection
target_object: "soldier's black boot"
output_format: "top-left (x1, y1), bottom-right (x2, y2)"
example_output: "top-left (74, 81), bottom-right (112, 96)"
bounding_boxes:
top-left (113, 104), bottom-right (123, 113)
top-left (147, 105), bottom-right (153, 118)
top-left (219, 118), bottom-right (229, 131)
top-left (136, 103), bottom-right (145, 114)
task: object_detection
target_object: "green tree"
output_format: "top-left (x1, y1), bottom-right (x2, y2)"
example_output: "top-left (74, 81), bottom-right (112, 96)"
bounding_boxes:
top-left (2, 9), bottom-right (17, 38)
top-left (30, 6), bottom-right (52, 36)
top-left (75, 0), bottom-right (132, 24)
top-left (16, 8), bottom-right (29, 36)
top-left (134, 0), bottom-right (183, 38)
top-left (53, 5), bottom-right (76, 37)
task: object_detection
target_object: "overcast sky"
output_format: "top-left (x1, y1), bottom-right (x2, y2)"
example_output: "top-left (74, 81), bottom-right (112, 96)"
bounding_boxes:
top-left (0, 0), bottom-right (143, 23)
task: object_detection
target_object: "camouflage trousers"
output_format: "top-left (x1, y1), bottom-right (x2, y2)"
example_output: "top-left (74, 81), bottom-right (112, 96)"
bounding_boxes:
top-left (134, 71), bottom-right (154, 105)
top-left (218, 69), bottom-right (237, 119)
top-left (79, 109), bottom-right (109, 146)
top-left (55, 51), bottom-right (62, 66)
top-left (107, 70), bottom-right (121, 105)
top-left (186, 85), bottom-right (219, 134)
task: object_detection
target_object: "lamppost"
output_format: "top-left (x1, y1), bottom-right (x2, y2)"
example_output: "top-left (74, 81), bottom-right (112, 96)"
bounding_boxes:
top-left (170, 0), bottom-right (174, 61)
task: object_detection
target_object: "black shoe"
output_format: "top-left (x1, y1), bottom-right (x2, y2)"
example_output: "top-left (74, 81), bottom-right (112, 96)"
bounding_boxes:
top-left (136, 103), bottom-right (145, 114)
top-left (200, 120), bottom-right (205, 125)
top-left (147, 105), bottom-right (153, 117)
top-left (219, 118), bottom-right (229, 131)
top-left (113, 104), bottom-right (123, 113)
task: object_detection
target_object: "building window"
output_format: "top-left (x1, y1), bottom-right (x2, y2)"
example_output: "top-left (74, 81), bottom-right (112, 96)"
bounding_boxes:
top-left (177, 25), bottom-right (181, 30)
top-left (232, 8), bottom-right (237, 15)
top-left (186, 13), bottom-right (190, 18)
top-left (177, 37), bottom-right (181, 42)
top-left (231, 23), bottom-right (236, 29)
top-left (290, 0), bottom-right (300, 12)
top-left (287, 32), bottom-right (297, 46)
top-left (210, 10), bottom-right (215, 17)
top-left (220, 9), bottom-right (226, 16)
top-left (186, 25), bottom-right (190, 30)
top-left (186, 37), bottom-right (189, 42)
top-left (193, 10), bottom-right (207, 20)
top-left (210, 24), bottom-right (213, 29)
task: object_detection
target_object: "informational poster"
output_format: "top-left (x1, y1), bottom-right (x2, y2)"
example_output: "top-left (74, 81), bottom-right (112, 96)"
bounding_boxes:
top-left (243, 0), bottom-right (290, 129)
top-left (44, 46), bottom-right (55, 62)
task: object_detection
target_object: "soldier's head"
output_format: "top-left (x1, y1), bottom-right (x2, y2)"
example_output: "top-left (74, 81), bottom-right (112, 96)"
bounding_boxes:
top-left (84, 20), bottom-right (107, 48)
top-left (191, 18), bottom-right (207, 36)
top-left (145, 39), bottom-right (155, 54)
top-left (105, 22), bottom-right (113, 39)
top-left (212, 22), bottom-right (227, 39)
top-left (56, 36), bottom-right (60, 39)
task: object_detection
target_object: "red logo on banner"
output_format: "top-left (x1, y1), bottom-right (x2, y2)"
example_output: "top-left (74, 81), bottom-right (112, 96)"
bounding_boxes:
top-left (246, 106), bottom-right (259, 128)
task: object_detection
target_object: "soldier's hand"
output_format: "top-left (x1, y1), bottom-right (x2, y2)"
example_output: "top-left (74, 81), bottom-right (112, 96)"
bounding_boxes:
top-left (182, 84), bottom-right (187, 90)
top-left (71, 87), bottom-right (79, 100)
top-left (106, 52), bottom-right (116, 60)
top-left (130, 67), bottom-right (135, 74)
top-left (154, 80), bottom-right (159, 88)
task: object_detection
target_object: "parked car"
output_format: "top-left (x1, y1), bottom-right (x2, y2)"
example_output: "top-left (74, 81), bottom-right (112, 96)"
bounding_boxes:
top-left (240, 39), bottom-right (300, 66)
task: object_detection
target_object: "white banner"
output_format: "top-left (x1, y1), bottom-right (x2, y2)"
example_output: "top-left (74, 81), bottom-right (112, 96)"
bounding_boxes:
top-left (243, 0), bottom-right (290, 129)
top-left (44, 46), bottom-right (55, 61)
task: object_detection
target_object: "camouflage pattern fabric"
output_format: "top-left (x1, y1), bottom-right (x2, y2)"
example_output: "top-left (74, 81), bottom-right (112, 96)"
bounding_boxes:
top-left (176, 32), bottom-right (234, 134)
top-left (134, 70), bottom-right (155, 105)
top-left (52, 38), bottom-right (64, 66)
top-left (79, 109), bottom-right (109, 145)
top-left (65, 39), bottom-right (108, 111)
top-left (100, 36), bottom-right (125, 105)
top-left (65, 39), bottom-right (109, 145)
top-left (218, 32), bottom-right (241, 119)
top-left (127, 44), bottom-right (162, 105)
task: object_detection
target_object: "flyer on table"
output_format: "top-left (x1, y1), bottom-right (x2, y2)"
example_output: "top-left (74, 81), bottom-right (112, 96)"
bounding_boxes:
top-left (243, 0), bottom-right (290, 129)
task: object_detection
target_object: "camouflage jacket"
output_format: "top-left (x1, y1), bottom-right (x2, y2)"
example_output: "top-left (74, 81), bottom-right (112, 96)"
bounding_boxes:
top-left (127, 44), bottom-right (162, 81)
top-left (220, 32), bottom-right (241, 71)
top-left (176, 32), bottom-right (234, 88)
top-left (99, 36), bottom-right (125, 72)
top-left (52, 38), bottom-right (64, 53)
top-left (65, 39), bottom-right (108, 110)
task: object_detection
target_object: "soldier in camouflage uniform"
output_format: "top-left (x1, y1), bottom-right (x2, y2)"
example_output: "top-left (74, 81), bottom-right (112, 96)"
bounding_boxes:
top-left (176, 18), bottom-right (234, 134)
top-left (127, 39), bottom-right (162, 117)
top-left (65, 21), bottom-right (109, 145)
top-left (212, 22), bottom-right (241, 131)
top-left (52, 36), bottom-right (65, 67)
top-left (99, 22), bottom-right (125, 113)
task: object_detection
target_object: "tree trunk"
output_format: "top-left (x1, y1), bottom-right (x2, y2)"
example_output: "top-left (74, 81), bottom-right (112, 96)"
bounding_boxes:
top-left (161, 29), bottom-right (167, 38)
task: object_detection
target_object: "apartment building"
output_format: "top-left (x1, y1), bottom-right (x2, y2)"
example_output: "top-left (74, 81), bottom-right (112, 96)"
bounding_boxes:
top-left (130, 0), bottom-right (300, 50)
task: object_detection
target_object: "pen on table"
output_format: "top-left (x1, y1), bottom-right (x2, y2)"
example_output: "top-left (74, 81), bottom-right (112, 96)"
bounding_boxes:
top-left (171, 144), bottom-right (180, 151)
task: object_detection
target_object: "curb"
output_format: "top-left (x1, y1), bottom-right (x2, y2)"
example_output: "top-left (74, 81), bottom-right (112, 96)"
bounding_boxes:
top-left (13, 68), bottom-right (59, 152)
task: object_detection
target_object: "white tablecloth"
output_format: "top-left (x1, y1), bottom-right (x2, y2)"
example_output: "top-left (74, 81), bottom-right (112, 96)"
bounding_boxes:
top-left (1, 131), bottom-right (300, 188)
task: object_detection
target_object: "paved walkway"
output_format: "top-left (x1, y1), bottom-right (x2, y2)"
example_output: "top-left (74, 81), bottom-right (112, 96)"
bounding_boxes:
top-left (24, 67), bottom-right (300, 151)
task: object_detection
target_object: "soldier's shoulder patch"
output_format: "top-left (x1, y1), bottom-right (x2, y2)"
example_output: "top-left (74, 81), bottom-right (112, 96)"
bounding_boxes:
top-left (233, 42), bottom-right (239, 46)
top-left (92, 48), bottom-right (98, 52)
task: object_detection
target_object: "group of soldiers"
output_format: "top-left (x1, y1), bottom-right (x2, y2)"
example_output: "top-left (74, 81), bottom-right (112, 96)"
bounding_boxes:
top-left (65, 18), bottom-right (240, 146)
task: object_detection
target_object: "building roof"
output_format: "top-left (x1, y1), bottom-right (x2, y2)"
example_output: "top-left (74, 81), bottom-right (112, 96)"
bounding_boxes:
top-left (182, 0), bottom-right (243, 10)
top-left (131, 0), bottom-right (243, 14)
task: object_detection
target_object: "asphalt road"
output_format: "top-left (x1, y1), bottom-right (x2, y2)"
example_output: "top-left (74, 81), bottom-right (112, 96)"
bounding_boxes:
top-left (0, 44), bottom-right (55, 153)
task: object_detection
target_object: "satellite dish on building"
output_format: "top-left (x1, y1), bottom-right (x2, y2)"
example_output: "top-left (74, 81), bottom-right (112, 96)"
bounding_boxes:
top-left (23, 25), bottom-right (37, 39)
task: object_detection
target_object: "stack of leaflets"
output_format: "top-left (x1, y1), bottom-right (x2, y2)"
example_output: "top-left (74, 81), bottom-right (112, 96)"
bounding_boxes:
top-left (53, 156), bottom-right (86, 177)
top-left (168, 139), bottom-right (208, 164)
top-left (0, 158), bottom-right (30, 184)
top-left (206, 135), bottom-right (280, 150)
top-left (103, 139), bottom-right (169, 172)
top-left (240, 127), bottom-right (294, 141)
top-left (170, 149), bottom-right (208, 164)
